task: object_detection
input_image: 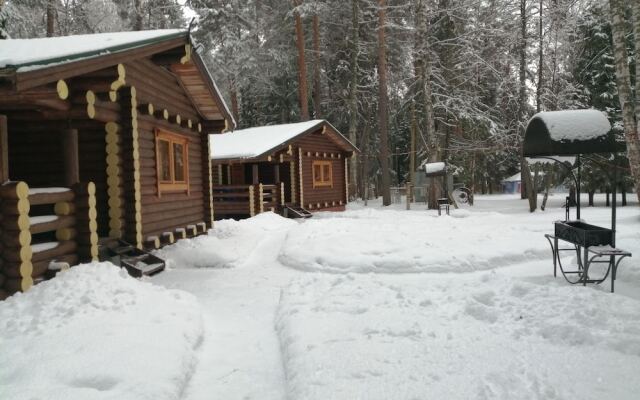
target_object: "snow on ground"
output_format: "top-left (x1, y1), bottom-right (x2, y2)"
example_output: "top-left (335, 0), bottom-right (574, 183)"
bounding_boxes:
top-left (280, 207), bottom-right (552, 273)
top-left (152, 212), bottom-right (299, 400)
top-left (0, 263), bottom-right (203, 400)
top-left (155, 212), bottom-right (297, 269)
top-left (276, 272), bottom-right (640, 400)
top-left (2, 193), bottom-right (639, 400)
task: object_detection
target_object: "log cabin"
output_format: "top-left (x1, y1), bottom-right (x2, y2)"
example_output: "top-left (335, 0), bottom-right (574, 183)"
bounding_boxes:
top-left (210, 120), bottom-right (358, 219)
top-left (0, 29), bottom-right (235, 299)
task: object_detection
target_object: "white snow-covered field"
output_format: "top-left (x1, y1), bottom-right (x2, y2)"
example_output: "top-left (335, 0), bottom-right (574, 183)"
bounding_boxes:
top-left (1, 193), bottom-right (639, 399)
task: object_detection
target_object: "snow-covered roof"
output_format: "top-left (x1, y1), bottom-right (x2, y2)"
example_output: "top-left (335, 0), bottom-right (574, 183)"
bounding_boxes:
top-left (533, 110), bottom-right (611, 142)
top-left (502, 172), bottom-right (522, 182)
top-left (501, 171), bottom-right (545, 183)
top-left (210, 120), bottom-right (356, 161)
top-left (0, 29), bottom-right (185, 71)
top-left (424, 162), bottom-right (446, 175)
top-left (0, 29), bottom-right (236, 128)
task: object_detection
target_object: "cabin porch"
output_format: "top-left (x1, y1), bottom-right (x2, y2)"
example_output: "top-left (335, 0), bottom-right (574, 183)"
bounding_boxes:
top-left (0, 114), bottom-right (101, 298)
top-left (213, 161), bottom-right (292, 219)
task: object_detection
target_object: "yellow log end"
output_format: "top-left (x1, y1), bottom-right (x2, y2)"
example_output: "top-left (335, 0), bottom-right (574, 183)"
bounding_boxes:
top-left (56, 80), bottom-right (69, 100)
top-left (85, 90), bottom-right (96, 104)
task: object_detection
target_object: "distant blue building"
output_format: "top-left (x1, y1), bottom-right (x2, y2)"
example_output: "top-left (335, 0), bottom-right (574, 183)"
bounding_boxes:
top-left (501, 172), bottom-right (521, 194)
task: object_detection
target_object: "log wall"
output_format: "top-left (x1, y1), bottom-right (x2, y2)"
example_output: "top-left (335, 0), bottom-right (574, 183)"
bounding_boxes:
top-left (293, 131), bottom-right (348, 211)
top-left (123, 60), bottom-right (224, 238)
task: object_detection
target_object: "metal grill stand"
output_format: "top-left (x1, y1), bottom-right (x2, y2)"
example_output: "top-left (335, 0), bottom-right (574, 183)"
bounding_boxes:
top-left (523, 110), bottom-right (632, 292)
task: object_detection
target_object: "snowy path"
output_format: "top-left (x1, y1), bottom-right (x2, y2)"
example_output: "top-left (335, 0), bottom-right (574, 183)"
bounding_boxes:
top-left (3, 194), bottom-right (638, 400)
top-left (152, 219), bottom-right (299, 400)
top-left (149, 194), bottom-right (640, 400)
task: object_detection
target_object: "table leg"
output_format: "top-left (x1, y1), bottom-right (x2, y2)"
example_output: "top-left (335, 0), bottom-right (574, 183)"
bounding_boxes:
top-left (583, 246), bottom-right (589, 286)
top-left (553, 237), bottom-right (558, 278)
top-left (611, 255), bottom-right (616, 293)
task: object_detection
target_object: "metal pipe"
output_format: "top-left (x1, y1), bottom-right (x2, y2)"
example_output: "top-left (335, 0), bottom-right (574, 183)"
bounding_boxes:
top-left (533, 156), bottom-right (579, 219)
top-left (612, 161), bottom-right (617, 247)
top-left (576, 155), bottom-right (581, 220)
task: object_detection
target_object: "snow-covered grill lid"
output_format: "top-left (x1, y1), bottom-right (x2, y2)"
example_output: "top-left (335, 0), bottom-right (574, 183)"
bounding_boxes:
top-left (523, 109), bottom-right (623, 156)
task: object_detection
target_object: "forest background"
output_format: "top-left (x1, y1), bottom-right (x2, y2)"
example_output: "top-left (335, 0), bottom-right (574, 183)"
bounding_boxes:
top-left (1, 0), bottom-right (639, 210)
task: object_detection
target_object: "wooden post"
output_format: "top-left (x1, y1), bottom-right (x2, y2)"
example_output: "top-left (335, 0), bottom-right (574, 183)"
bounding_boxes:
top-left (202, 134), bottom-right (214, 228)
top-left (345, 156), bottom-right (349, 204)
top-left (0, 115), bottom-right (8, 183)
top-left (290, 161), bottom-right (296, 204)
top-left (280, 182), bottom-right (285, 206)
top-left (298, 148), bottom-right (304, 207)
top-left (259, 183), bottom-right (264, 214)
top-left (105, 121), bottom-right (122, 239)
top-left (73, 182), bottom-right (98, 262)
top-left (62, 128), bottom-right (80, 186)
top-left (406, 182), bottom-right (411, 210)
top-left (248, 185), bottom-right (255, 217)
top-left (252, 164), bottom-right (259, 185)
top-left (274, 164), bottom-right (281, 183)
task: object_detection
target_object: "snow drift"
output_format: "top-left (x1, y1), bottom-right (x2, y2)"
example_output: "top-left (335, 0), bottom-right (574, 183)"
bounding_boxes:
top-left (279, 208), bottom-right (551, 273)
top-left (276, 272), bottom-right (640, 400)
top-left (156, 212), bottom-right (297, 269)
top-left (0, 263), bottom-right (203, 400)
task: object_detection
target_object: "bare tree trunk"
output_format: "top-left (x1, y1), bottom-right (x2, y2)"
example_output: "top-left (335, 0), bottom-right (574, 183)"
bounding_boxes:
top-left (348, 0), bottom-right (359, 199)
top-left (362, 121), bottom-right (371, 206)
top-left (134, 0), bottom-right (143, 31)
top-left (312, 13), bottom-right (322, 119)
top-left (519, 0), bottom-right (536, 211)
top-left (626, 0), bottom-right (640, 203)
top-left (541, 166), bottom-right (551, 210)
top-left (293, 0), bottom-right (310, 121)
top-left (0, 0), bottom-right (7, 39)
top-left (536, 0), bottom-right (543, 113)
top-left (423, 2), bottom-right (436, 162)
top-left (470, 151), bottom-right (476, 202)
top-left (229, 78), bottom-right (239, 125)
top-left (410, 101), bottom-right (416, 201)
top-left (46, 0), bottom-right (55, 37)
top-left (377, 0), bottom-right (391, 206)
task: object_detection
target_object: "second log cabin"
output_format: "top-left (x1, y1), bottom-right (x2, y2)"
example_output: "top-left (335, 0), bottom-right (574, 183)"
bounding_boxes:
top-left (0, 29), bottom-right (235, 298)
top-left (210, 120), bottom-right (358, 218)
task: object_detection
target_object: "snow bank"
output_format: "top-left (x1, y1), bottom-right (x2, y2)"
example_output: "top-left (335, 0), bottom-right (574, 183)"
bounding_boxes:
top-left (279, 208), bottom-right (551, 273)
top-left (0, 262), bottom-right (203, 400)
top-left (534, 110), bottom-right (611, 142)
top-left (156, 212), bottom-right (297, 269)
top-left (276, 272), bottom-right (640, 400)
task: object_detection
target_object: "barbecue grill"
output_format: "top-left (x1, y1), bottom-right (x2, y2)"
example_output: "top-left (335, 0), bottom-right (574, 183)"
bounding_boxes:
top-left (523, 110), bottom-right (632, 292)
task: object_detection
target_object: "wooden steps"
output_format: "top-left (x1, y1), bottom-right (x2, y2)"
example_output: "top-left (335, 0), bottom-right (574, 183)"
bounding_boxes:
top-left (283, 204), bottom-right (312, 219)
top-left (100, 239), bottom-right (165, 278)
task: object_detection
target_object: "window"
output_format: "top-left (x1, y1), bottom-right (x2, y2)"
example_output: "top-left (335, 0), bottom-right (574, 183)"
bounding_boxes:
top-left (155, 129), bottom-right (189, 194)
top-left (312, 160), bottom-right (333, 188)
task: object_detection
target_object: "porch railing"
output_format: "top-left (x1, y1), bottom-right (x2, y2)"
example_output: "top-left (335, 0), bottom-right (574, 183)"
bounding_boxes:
top-left (212, 182), bottom-right (285, 218)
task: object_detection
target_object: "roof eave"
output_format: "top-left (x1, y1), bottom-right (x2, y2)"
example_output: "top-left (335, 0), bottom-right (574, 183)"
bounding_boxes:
top-left (210, 120), bottom-right (359, 161)
top-left (6, 30), bottom-right (188, 71)
top-left (190, 47), bottom-right (237, 129)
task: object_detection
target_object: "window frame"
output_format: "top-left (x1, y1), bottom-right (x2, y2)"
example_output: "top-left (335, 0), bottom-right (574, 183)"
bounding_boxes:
top-left (312, 160), bottom-right (333, 188)
top-left (155, 128), bottom-right (190, 195)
